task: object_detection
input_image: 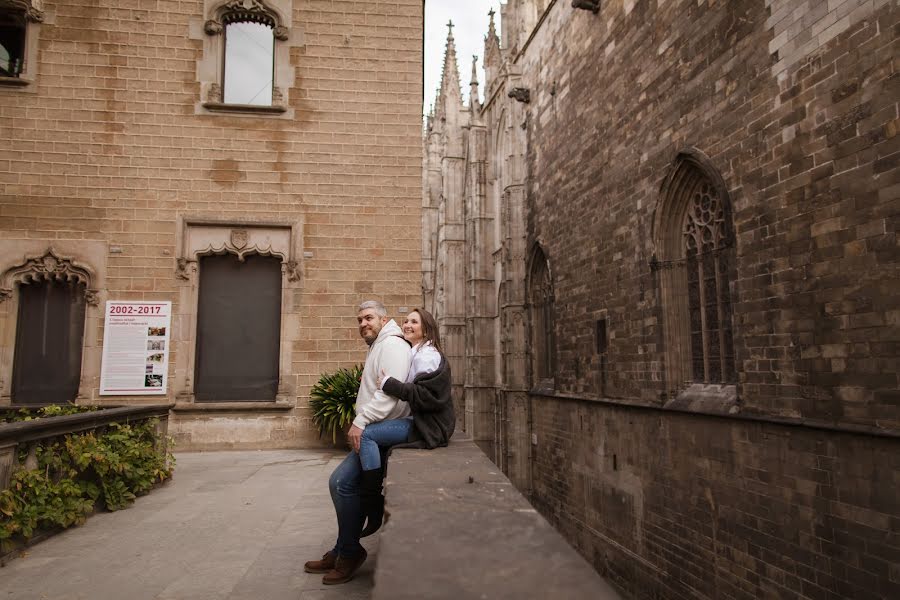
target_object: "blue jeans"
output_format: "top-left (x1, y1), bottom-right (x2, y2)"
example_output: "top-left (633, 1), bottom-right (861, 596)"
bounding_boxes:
top-left (328, 451), bottom-right (365, 558)
top-left (359, 417), bottom-right (413, 471)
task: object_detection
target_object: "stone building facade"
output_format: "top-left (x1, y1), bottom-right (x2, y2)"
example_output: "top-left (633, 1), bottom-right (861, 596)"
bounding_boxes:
top-left (425, 1), bottom-right (899, 598)
top-left (0, 0), bottom-right (424, 450)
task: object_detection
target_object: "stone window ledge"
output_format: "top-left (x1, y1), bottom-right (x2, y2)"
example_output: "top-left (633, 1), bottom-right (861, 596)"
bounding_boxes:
top-left (529, 379), bottom-right (555, 396)
top-left (664, 383), bottom-right (739, 415)
top-left (0, 77), bottom-right (31, 88)
top-left (173, 401), bottom-right (293, 413)
top-left (201, 102), bottom-right (287, 114)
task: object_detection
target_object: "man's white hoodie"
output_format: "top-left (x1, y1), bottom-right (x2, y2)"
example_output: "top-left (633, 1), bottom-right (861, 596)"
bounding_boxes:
top-left (352, 319), bottom-right (411, 429)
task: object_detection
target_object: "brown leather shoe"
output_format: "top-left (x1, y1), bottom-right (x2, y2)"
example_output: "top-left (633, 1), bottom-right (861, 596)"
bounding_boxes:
top-left (303, 551), bottom-right (337, 574)
top-left (322, 548), bottom-right (368, 585)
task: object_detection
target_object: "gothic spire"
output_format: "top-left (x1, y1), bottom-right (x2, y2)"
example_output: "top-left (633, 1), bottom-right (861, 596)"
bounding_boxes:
top-left (483, 9), bottom-right (501, 91)
top-left (487, 8), bottom-right (499, 46)
top-left (435, 20), bottom-right (462, 122)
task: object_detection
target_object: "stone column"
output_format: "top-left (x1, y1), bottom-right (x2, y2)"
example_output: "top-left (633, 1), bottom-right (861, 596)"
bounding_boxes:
top-left (464, 123), bottom-right (498, 460)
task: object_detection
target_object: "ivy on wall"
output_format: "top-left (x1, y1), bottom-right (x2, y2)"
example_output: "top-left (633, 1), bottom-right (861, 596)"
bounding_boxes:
top-left (0, 408), bottom-right (174, 549)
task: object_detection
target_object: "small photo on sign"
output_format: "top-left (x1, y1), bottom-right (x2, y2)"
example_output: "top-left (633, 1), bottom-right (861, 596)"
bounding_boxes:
top-left (145, 364), bottom-right (154, 374)
top-left (147, 353), bottom-right (164, 363)
top-left (148, 326), bottom-right (167, 337)
top-left (147, 340), bottom-right (165, 351)
top-left (145, 375), bottom-right (163, 388)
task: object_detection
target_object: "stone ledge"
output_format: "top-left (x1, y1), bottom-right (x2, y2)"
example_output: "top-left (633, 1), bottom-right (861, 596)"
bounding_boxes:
top-left (201, 102), bottom-right (287, 114)
top-left (0, 76), bottom-right (30, 88)
top-left (0, 404), bottom-right (173, 445)
top-left (172, 401), bottom-right (293, 413)
top-left (373, 434), bottom-right (621, 599)
top-left (532, 392), bottom-right (900, 439)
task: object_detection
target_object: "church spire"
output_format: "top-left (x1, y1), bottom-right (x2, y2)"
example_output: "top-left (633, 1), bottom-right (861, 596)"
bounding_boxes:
top-left (487, 8), bottom-right (499, 46)
top-left (435, 20), bottom-right (462, 122)
top-left (483, 9), bottom-right (501, 89)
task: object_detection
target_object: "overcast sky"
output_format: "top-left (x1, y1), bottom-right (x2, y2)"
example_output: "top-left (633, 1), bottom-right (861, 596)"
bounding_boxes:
top-left (424, 0), bottom-right (503, 116)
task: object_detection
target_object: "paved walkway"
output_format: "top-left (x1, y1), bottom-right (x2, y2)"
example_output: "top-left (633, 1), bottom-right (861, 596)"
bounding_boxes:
top-left (1, 450), bottom-right (373, 600)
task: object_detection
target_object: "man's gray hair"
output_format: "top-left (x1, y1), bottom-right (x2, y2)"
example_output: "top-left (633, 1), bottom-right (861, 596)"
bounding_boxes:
top-left (357, 300), bottom-right (387, 317)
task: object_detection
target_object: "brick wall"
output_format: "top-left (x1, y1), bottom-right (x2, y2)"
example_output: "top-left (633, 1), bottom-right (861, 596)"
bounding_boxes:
top-left (521, 0), bottom-right (897, 428)
top-left (498, 0), bottom-right (897, 597)
top-left (531, 394), bottom-right (899, 599)
top-left (0, 0), bottom-right (424, 449)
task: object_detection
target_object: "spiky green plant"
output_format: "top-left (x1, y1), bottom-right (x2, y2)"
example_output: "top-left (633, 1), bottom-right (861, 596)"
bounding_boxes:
top-left (309, 365), bottom-right (363, 444)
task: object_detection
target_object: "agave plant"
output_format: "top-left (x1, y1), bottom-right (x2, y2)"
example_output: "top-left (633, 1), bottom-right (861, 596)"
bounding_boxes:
top-left (309, 365), bottom-right (363, 444)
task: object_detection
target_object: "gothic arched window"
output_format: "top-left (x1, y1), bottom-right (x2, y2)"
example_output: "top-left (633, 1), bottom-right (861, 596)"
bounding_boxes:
top-left (683, 178), bottom-right (735, 383)
top-left (201, 0), bottom-right (290, 110)
top-left (655, 152), bottom-right (737, 395)
top-left (528, 246), bottom-right (555, 387)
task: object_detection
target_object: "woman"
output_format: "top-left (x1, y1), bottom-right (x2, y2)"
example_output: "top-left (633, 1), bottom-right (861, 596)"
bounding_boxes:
top-left (356, 307), bottom-right (454, 536)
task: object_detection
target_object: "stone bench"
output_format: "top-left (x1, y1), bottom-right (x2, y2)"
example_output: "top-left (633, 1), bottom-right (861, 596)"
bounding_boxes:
top-left (373, 435), bottom-right (622, 599)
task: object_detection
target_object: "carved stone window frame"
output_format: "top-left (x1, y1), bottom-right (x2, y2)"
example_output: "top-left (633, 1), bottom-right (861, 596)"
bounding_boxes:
top-left (0, 0), bottom-right (46, 91)
top-left (0, 243), bottom-right (105, 405)
top-left (527, 243), bottom-right (555, 393)
top-left (191, 0), bottom-right (302, 117)
top-left (652, 148), bottom-right (739, 410)
top-left (172, 216), bottom-right (303, 406)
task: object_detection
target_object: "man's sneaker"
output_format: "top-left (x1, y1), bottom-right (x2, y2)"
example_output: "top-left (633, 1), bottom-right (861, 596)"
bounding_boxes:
top-left (303, 551), bottom-right (337, 574)
top-left (322, 548), bottom-right (368, 585)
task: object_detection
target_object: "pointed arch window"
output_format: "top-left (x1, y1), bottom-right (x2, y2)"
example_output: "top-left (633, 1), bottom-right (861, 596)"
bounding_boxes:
top-left (683, 179), bottom-right (735, 383)
top-left (654, 152), bottom-right (737, 395)
top-left (528, 246), bottom-right (555, 387)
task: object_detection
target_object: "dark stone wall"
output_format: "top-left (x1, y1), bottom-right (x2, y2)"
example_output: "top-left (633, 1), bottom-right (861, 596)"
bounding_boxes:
top-left (530, 394), bottom-right (899, 599)
top-left (515, 0), bottom-right (898, 598)
top-left (521, 0), bottom-right (898, 427)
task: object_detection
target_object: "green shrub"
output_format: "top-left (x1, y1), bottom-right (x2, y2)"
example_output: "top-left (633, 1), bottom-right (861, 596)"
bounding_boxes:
top-left (309, 365), bottom-right (362, 444)
top-left (2, 404), bottom-right (97, 424)
top-left (0, 416), bottom-right (174, 548)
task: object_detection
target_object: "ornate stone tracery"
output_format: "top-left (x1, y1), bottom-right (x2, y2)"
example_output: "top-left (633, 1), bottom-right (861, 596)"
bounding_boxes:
top-left (204, 0), bottom-right (288, 39)
top-left (0, 248), bottom-right (98, 305)
top-left (683, 182), bottom-right (728, 256)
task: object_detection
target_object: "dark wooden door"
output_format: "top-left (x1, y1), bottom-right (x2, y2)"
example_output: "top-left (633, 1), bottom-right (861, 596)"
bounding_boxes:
top-left (12, 279), bottom-right (86, 404)
top-left (194, 253), bottom-right (282, 401)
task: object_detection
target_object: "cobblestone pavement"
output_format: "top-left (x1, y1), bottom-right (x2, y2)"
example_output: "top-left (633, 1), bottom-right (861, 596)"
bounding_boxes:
top-left (1, 450), bottom-right (375, 600)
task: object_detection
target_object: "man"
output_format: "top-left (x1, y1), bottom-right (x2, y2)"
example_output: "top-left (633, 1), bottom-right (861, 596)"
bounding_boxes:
top-left (304, 300), bottom-right (411, 585)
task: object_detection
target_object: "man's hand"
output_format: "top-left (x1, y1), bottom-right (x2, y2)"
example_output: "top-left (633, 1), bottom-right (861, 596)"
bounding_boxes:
top-left (376, 368), bottom-right (387, 390)
top-left (348, 424), bottom-right (363, 453)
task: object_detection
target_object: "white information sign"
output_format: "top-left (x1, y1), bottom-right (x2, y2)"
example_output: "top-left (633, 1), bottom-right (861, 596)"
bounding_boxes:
top-left (100, 301), bottom-right (172, 395)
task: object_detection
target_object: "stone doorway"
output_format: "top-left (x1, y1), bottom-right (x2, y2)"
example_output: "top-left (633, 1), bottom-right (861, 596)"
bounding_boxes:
top-left (194, 253), bottom-right (282, 401)
top-left (12, 279), bottom-right (87, 404)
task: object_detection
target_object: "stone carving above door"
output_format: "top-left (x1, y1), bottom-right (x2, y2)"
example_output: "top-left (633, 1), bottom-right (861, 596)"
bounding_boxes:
top-left (0, 248), bottom-right (98, 305)
top-left (175, 219), bottom-right (303, 284)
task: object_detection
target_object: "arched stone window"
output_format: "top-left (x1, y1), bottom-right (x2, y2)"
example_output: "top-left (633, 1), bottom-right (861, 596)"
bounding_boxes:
top-left (1, 249), bottom-right (98, 404)
top-left (198, 0), bottom-right (296, 114)
top-left (528, 245), bottom-right (555, 388)
top-left (654, 151), bottom-right (737, 396)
